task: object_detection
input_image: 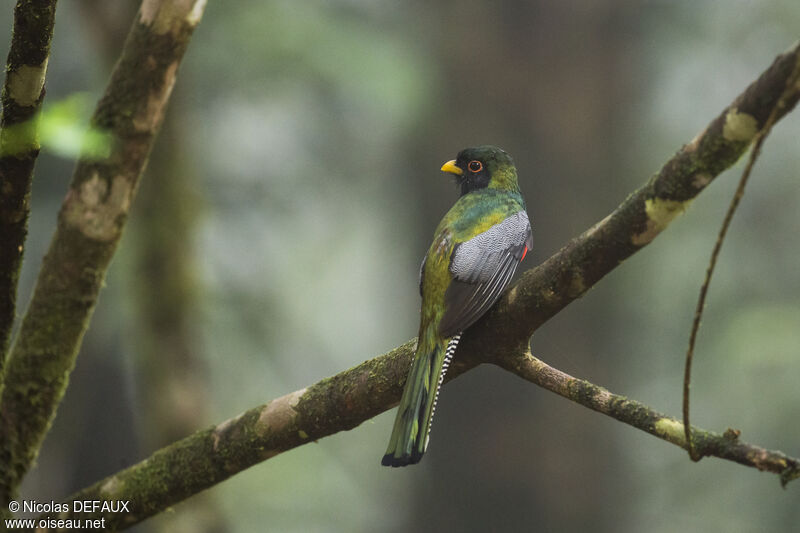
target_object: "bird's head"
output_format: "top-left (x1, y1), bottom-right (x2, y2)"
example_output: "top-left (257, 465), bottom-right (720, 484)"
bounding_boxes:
top-left (440, 145), bottom-right (519, 196)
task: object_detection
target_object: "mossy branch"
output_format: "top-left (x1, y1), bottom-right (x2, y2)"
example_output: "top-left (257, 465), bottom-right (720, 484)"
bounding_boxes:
top-left (497, 352), bottom-right (800, 486)
top-left (0, 0), bottom-right (58, 383)
top-left (42, 345), bottom-right (800, 530)
top-left (682, 53), bottom-right (800, 460)
top-left (477, 41), bottom-right (800, 352)
top-left (0, 0), bottom-right (208, 510)
top-left (34, 41), bottom-right (800, 531)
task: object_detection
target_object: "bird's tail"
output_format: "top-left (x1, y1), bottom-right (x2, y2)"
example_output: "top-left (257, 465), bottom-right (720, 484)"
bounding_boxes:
top-left (381, 331), bottom-right (460, 467)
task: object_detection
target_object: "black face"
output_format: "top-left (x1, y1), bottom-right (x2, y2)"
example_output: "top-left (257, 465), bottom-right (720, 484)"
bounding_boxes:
top-left (452, 145), bottom-right (511, 196)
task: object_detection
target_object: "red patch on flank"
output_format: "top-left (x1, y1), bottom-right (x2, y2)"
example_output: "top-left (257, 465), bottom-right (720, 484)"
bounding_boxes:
top-left (521, 246), bottom-right (528, 261)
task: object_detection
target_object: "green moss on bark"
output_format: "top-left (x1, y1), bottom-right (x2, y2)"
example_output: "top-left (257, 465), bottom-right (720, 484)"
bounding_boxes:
top-left (0, 2), bottom-right (205, 508)
top-left (26, 31), bottom-right (800, 533)
top-left (482, 42), bottom-right (800, 350)
top-left (0, 0), bottom-right (58, 383)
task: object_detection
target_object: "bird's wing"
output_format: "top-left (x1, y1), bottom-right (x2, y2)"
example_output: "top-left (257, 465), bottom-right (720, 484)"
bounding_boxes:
top-left (438, 211), bottom-right (532, 338)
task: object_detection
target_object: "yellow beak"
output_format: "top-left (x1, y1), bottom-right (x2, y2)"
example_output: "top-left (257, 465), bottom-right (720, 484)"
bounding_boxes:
top-left (440, 160), bottom-right (463, 176)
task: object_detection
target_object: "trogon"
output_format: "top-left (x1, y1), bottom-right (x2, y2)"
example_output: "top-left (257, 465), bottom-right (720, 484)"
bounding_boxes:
top-left (382, 145), bottom-right (533, 467)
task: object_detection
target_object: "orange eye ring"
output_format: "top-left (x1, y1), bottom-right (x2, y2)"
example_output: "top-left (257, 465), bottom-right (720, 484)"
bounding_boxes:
top-left (468, 160), bottom-right (482, 173)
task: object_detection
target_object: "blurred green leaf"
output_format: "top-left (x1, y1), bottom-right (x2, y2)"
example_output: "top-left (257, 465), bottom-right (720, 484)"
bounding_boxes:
top-left (39, 92), bottom-right (111, 160)
top-left (1, 92), bottom-right (111, 160)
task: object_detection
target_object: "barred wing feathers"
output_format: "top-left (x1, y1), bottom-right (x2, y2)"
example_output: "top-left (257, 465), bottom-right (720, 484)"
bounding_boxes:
top-left (439, 211), bottom-right (532, 338)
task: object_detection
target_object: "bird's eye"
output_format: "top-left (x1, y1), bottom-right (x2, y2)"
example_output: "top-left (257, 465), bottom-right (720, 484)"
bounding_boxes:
top-left (468, 160), bottom-right (482, 173)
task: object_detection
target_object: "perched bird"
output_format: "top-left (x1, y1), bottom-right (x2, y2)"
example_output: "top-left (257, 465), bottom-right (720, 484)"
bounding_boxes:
top-left (382, 145), bottom-right (532, 467)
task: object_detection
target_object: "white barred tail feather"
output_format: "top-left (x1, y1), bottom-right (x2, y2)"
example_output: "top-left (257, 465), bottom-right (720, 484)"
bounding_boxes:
top-left (381, 334), bottom-right (460, 467)
top-left (426, 334), bottom-right (460, 448)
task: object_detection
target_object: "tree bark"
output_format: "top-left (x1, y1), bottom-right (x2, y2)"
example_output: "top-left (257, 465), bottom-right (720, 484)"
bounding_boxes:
top-left (0, 0), bottom-right (207, 510)
top-left (0, 0), bottom-right (58, 380)
top-left (34, 40), bottom-right (800, 532)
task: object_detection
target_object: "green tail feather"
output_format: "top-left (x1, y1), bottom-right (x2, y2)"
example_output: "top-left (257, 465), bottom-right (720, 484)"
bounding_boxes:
top-left (382, 332), bottom-right (458, 467)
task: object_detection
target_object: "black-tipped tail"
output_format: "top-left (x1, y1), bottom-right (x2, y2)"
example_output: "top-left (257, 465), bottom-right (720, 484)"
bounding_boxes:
top-left (381, 449), bottom-right (423, 467)
top-left (381, 335), bottom-right (460, 467)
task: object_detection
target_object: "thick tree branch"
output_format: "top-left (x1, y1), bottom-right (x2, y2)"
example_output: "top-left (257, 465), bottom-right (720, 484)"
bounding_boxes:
top-left (472, 40), bottom-right (800, 356)
top-left (0, 0), bottom-right (58, 380)
top-left (34, 41), bottom-right (800, 531)
top-left (0, 0), bottom-right (207, 509)
top-left (44, 345), bottom-right (800, 530)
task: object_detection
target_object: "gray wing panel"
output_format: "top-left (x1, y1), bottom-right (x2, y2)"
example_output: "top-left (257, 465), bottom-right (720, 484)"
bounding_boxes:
top-left (449, 211), bottom-right (530, 283)
top-left (439, 211), bottom-right (532, 338)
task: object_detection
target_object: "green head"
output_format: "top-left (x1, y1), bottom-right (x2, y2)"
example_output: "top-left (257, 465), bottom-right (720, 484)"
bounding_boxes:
top-left (440, 145), bottom-right (519, 196)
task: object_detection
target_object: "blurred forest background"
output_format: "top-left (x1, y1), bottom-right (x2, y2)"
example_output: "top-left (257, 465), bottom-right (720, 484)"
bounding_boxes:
top-left (5, 0), bottom-right (800, 531)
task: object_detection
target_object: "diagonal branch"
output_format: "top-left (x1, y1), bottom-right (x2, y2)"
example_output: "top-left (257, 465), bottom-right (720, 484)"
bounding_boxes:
top-left (497, 352), bottom-right (800, 486)
top-left (0, 0), bottom-right (58, 380)
top-left (44, 346), bottom-right (800, 530)
top-left (0, 0), bottom-right (208, 510)
top-left (35, 41), bottom-right (800, 530)
top-left (683, 54), bottom-right (800, 460)
top-left (475, 41), bottom-right (800, 356)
